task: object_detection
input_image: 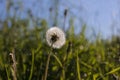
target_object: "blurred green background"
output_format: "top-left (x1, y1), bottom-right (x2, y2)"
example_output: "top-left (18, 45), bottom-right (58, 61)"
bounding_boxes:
top-left (0, 0), bottom-right (120, 80)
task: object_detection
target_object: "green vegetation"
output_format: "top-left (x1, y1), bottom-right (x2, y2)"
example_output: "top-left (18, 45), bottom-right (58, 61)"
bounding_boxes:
top-left (0, 18), bottom-right (120, 80)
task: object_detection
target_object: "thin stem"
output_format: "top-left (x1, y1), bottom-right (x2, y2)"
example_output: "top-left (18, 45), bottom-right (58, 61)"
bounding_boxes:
top-left (52, 54), bottom-right (63, 68)
top-left (63, 9), bottom-right (68, 31)
top-left (29, 50), bottom-right (35, 80)
top-left (5, 65), bottom-right (10, 80)
top-left (76, 52), bottom-right (81, 80)
top-left (44, 43), bottom-right (53, 80)
top-left (60, 56), bottom-right (66, 80)
top-left (60, 68), bottom-right (65, 80)
top-left (44, 52), bottom-right (51, 80)
top-left (63, 16), bottom-right (66, 31)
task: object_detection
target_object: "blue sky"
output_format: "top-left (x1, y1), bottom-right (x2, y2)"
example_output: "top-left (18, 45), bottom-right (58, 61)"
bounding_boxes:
top-left (0, 0), bottom-right (120, 39)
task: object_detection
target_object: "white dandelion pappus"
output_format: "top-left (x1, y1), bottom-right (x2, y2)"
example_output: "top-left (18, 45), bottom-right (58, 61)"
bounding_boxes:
top-left (46, 27), bottom-right (66, 49)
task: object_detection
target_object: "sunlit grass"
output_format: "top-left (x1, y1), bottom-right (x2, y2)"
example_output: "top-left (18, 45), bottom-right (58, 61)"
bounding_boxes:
top-left (0, 18), bottom-right (120, 80)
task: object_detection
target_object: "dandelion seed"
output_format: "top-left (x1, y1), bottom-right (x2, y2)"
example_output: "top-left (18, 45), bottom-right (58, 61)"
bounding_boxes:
top-left (46, 27), bottom-right (66, 49)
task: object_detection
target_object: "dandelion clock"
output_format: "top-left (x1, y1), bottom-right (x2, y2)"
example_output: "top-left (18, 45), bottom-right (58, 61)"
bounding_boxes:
top-left (46, 27), bottom-right (66, 49)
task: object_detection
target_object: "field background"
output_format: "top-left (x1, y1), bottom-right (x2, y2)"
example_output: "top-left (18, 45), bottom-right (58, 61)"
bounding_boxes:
top-left (0, 0), bottom-right (120, 80)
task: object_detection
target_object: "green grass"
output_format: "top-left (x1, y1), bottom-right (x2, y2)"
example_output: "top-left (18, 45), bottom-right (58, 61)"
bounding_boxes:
top-left (0, 18), bottom-right (120, 80)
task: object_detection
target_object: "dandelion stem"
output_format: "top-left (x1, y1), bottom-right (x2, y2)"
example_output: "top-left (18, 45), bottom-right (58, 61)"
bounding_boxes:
top-left (44, 52), bottom-right (51, 80)
top-left (44, 43), bottom-right (53, 80)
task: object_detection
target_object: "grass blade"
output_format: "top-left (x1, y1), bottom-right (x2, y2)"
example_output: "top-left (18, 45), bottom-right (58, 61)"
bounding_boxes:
top-left (106, 67), bottom-right (120, 75)
top-left (29, 50), bottom-right (35, 80)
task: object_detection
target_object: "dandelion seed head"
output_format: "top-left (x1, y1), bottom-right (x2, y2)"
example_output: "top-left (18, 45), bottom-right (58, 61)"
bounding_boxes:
top-left (46, 27), bottom-right (66, 49)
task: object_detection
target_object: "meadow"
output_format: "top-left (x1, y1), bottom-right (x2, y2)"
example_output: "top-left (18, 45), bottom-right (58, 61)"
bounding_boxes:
top-left (0, 18), bottom-right (120, 80)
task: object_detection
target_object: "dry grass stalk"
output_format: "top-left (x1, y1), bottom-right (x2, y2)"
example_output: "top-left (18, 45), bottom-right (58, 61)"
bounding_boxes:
top-left (9, 52), bottom-right (17, 80)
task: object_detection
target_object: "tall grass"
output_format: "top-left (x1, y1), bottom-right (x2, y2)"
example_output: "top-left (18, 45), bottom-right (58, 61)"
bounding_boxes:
top-left (0, 18), bottom-right (120, 80)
